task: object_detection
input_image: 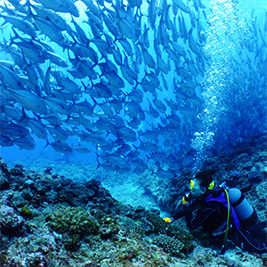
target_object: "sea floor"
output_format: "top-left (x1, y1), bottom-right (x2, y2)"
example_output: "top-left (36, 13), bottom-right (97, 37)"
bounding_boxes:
top-left (0, 153), bottom-right (267, 267)
top-left (5, 156), bottom-right (163, 213)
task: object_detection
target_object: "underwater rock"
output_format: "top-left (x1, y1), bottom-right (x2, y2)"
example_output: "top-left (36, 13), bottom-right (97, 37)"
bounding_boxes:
top-left (62, 233), bottom-right (81, 251)
top-left (21, 189), bottom-right (32, 201)
top-left (237, 153), bottom-right (249, 160)
top-left (0, 158), bottom-right (10, 176)
top-left (45, 190), bottom-right (57, 203)
top-left (242, 161), bottom-right (253, 170)
top-left (145, 211), bottom-right (170, 234)
top-left (99, 215), bottom-right (120, 239)
top-left (50, 180), bottom-right (64, 192)
top-left (24, 179), bottom-right (35, 187)
top-left (153, 234), bottom-right (184, 257)
top-left (262, 166), bottom-right (267, 178)
top-left (55, 188), bottom-right (80, 205)
top-left (20, 206), bottom-right (33, 218)
top-left (132, 210), bottom-right (195, 255)
top-left (0, 157), bottom-right (266, 266)
top-left (169, 225), bottom-right (195, 254)
top-left (44, 166), bottom-right (53, 175)
top-left (82, 261), bottom-right (99, 267)
top-left (0, 204), bottom-right (27, 237)
top-left (247, 170), bottom-right (263, 184)
top-left (229, 170), bottom-right (241, 179)
top-left (47, 206), bottom-right (100, 235)
top-left (60, 177), bottom-right (74, 187)
top-left (89, 208), bottom-right (106, 222)
top-left (134, 206), bottom-right (145, 213)
top-left (0, 159), bottom-right (10, 190)
top-left (226, 170), bottom-right (242, 188)
top-left (84, 178), bottom-right (101, 193)
top-left (0, 173), bottom-right (10, 191)
top-left (24, 252), bottom-right (47, 267)
top-left (131, 224), bottom-right (146, 236)
top-left (10, 164), bottom-right (25, 177)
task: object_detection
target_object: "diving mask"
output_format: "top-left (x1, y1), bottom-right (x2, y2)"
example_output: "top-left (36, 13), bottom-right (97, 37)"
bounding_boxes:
top-left (189, 179), bottom-right (215, 191)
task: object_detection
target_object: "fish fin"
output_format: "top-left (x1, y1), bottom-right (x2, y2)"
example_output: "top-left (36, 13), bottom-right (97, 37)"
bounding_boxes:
top-left (45, 139), bottom-right (50, 148)
top-left (11, 28), bottom-right (24, 41)
top-left (95, 151), bottom-right (100, 169)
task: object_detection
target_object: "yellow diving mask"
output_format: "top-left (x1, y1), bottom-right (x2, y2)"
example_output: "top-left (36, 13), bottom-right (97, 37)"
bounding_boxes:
top-left (189, 180), bottom-right (215, 190)
top-left (207, 181), bottom-right (215, 190)
top-left (190, 179), bottom-right (194, 190)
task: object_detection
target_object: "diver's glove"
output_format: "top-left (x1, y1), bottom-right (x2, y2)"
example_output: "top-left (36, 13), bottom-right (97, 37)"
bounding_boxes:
top-left (163, 217), bottom-right (174, 223)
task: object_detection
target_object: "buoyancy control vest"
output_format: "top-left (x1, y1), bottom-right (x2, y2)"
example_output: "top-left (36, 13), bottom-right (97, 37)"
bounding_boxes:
top-left (206, 191), bottom-right (241, 230)
top-left (228, 188), bottom-right (258, 228)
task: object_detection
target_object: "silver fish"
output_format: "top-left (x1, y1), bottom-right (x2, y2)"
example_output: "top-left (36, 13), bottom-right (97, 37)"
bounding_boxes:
top-left (6, 88), bottom-right (47, 114)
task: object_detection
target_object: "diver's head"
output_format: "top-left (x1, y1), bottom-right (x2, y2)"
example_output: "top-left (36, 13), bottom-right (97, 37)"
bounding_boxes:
top-left (190, 178), bottom-right (206, 198)
top-left (189, 169), bottom-right (217, 199)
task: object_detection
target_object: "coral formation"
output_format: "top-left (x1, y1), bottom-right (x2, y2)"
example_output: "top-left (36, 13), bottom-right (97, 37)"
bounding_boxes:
top-left (153, 234), bottom-right (184, 256)
top-left (20, 206), bottom-right (33, 218)
top-left (0, 143), bottom-right (266, 267)
top-left (0, 204), bottom-right (26, 237)
top-left (99, 215), bottom-right (120, 239)
top-left (46, 206), bottom-right (99, 250)
top-left (146, 211), bottom-right (170, 234)
top-left (46, 207), bottom-right (136, 250)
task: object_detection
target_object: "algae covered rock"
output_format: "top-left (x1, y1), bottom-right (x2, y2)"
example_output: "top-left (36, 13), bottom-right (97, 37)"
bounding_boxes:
top-left (20, 206), bottom-right (33, 218)
top-left (153, 234), bottom-right (184, 257)
top-left (99, 215), bottom-right (120, 239)
top-left (0, 204), bottom-right (26, 237)
top-left (0, 174), bottom-right (10, 191)
top-left (46, 206), bottom-right (100, 251)
top-left (145, 211), bottom-right (170, 234)
top-left (47, 206), bottom-right (99, 235)
top-left (0, 159), bottom-right (10, 190)
top-left (132, 224), bottom-right (146, 236)
top-left (170, 225), bottom-right (195, 254)
top-left (138, 211), bottom-right (195, 256)
top-left (62, 233), bottom-right (81, 251)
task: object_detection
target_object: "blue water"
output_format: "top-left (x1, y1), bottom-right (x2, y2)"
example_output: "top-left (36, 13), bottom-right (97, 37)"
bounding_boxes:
top-left (0, 0), bottom-right (266, 174)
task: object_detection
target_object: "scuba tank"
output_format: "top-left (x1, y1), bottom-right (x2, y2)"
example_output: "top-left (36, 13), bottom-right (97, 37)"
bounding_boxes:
top-left (228, 188), bottom-right (258, 227)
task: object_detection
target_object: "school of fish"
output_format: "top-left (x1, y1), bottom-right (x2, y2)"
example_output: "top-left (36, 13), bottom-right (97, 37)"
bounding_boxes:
top-left (0, 0), bottom-right (266, 178)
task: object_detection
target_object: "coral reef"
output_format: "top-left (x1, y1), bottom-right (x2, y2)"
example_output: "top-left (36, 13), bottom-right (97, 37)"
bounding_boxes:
top-left (99, 215), bottom-right (120, 239)
top-left (20, 206), bottom-right (33, 218)
top-left (46, 206), bottom-right (100, 251)
top-left (153, 234), bottom-right (184, 256)
top-left (46, 207), bottom-right (99, 235)
top-left (0, 204), bottom-right (27, 237)
top-left (0, 138), bottom-right (267, 267)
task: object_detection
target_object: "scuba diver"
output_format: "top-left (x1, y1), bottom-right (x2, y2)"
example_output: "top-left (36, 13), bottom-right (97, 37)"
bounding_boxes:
top-left (163, 170), bottom-right (267, 254)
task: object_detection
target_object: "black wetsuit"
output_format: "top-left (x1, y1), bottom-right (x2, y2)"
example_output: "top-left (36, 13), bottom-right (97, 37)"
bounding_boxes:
top-left (173, 193), bottom-right (267, 254)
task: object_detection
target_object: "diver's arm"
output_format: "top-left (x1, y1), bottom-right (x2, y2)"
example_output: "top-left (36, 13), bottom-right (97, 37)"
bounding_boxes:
top-left (164, 199), bottom-right (201, 223)
top-left (172, 208), bottom-right (185, 220)
top-left (164, 198), bottom-right (202, 223)
top-left (163, 201), bottom-right (184, 223)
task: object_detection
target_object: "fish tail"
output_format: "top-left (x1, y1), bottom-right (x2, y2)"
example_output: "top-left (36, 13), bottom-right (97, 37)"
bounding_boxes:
top-left (20, 107), bottom-right (29, 122)
top-left (45, 139), bottom-right (50, 148)
top-left (91, 96), bottom-right (98, 109)
top-left (95, 151), bottom-right (100, 169)
top-left (11, 28), bottom-right (23, 42)
top-left (23, 0), bottom-right (34, 20)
